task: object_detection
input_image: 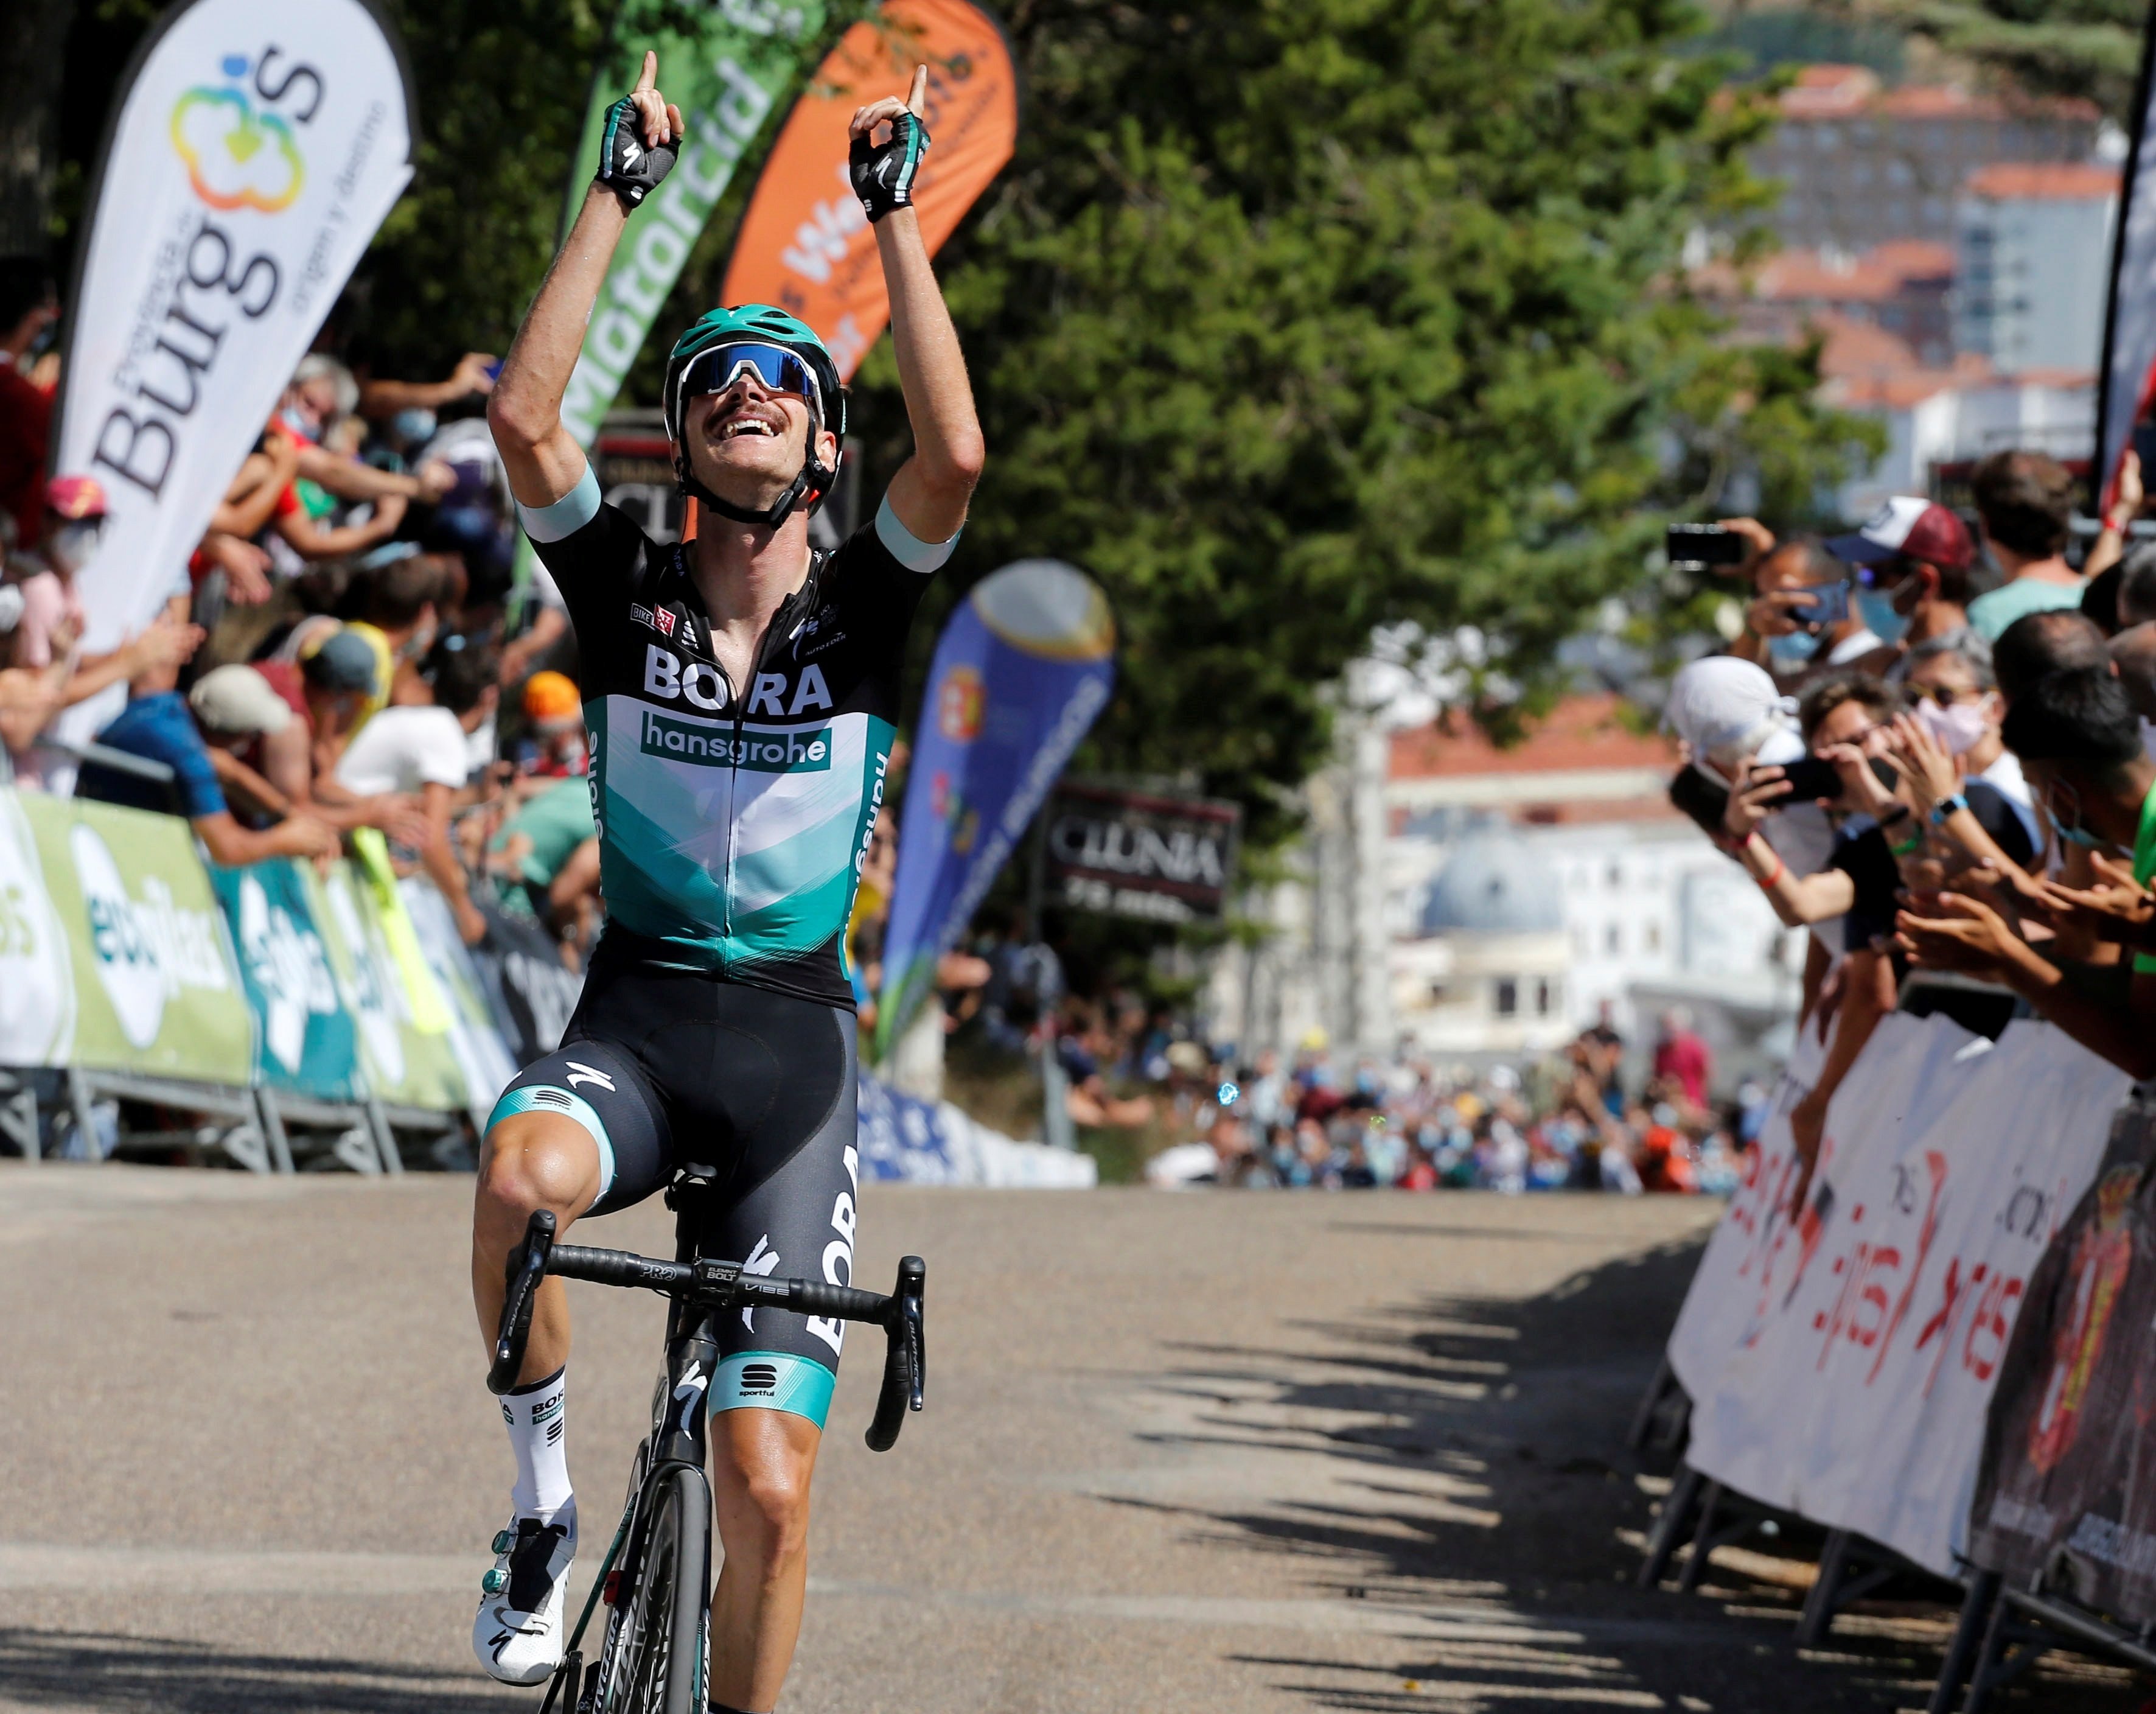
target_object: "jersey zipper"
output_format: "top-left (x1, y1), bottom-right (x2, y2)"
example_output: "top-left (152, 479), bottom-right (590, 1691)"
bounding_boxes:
top-left (716, 554), bottom-right (823, 967)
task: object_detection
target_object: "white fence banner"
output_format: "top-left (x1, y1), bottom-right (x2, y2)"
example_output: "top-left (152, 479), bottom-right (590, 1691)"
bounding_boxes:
top-left (1673, 1013), bottom-right (2129, 1573)
top-left (54, 0), bottom-right (415, 649)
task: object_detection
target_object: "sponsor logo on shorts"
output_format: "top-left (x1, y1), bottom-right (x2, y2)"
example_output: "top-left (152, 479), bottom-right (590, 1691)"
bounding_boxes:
top-left (640, 710), bottom-right (830, 772)
top-left (739, 1362), bottom-right (779, 1396)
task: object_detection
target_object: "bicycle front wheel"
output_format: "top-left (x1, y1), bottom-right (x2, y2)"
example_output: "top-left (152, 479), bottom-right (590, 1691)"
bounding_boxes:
top-left (607, 1464), bottom-right (710, 1714)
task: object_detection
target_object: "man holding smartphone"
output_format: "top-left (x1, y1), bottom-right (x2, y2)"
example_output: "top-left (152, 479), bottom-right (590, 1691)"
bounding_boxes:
top-left (1711, 526), bottom-right (1883, 682)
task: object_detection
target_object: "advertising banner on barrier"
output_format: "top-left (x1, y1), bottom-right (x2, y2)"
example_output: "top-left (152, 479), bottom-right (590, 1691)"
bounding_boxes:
top-left (1675, 1014), bottom-right (2129, 1574)
top-left (1663, 1009), bottom-right (1829, 1395)
top-left (15, 792), bottom-right (252, 1084)
top-left (553, 0), bottom-right (831, 444)
top-left (1969, 1102), bottom-right (2156, 1621)
top-left (53, 0), bottom-right (416, 650)
top-left (874, 560), bottom-right (1115, 1057)
top-left (719, 0), bottom-right (1018, 380)
top-left (312, 860), bottom-right (462, 1111)
top-left (400, 880), bottom-right (518, 1116)
top-left (0, 793), bottom-right (80, 1069)
top-left (857, 1069), bottom-right (1097, 1187)
top-left (209, 858), bottom-right (359, 1101)
top-left (467, 902), bottom-right (585, 1067)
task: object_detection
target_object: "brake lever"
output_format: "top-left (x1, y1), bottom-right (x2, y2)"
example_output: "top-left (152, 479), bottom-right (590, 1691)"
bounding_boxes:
top-left (899, 1253), bottom-right (926, 1411)
top-left (487, 1209), bottom-right (557, 1396)
top-left (865, 1255), bottom-right (926, 1451)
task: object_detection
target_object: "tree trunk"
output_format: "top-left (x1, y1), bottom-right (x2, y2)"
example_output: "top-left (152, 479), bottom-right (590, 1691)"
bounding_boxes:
top-left (0, 0), bottom-right (77, 258)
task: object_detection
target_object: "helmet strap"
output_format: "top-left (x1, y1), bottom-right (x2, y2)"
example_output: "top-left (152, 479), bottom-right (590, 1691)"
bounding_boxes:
top-left (675, 451), bottom-right (834, 532)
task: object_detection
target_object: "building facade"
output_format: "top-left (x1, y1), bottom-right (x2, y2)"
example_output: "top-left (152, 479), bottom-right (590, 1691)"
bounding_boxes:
top-left (1953, 163), bottom-right (2119, 374)
top-left (1209, 695), bottom-right (1801, 1080)
top-left (1747, 65), bottom-right (2099, 253)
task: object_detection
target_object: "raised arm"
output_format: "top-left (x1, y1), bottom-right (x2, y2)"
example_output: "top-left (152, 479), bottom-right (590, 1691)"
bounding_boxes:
top-left (489, 52), bottom-right (682, 511)
top-left (854, 68), bottom-right (985, 545)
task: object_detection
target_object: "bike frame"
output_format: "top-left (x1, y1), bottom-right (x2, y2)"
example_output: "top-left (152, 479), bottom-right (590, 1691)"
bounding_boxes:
top-left (498, 1166), bottom-right (925, 1714)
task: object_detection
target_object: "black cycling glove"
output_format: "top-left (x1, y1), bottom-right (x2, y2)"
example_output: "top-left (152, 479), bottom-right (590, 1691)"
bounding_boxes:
top-left (849, 111), bottom-right (929, 222)
top-left (595, 94), bottom-right (679, 209)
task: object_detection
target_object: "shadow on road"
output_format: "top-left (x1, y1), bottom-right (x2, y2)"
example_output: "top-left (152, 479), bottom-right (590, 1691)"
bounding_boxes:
top-left (1108, 1218), bottom-right (2067, 1713)
top-left (0, 1629), bottom-right (518, 1713)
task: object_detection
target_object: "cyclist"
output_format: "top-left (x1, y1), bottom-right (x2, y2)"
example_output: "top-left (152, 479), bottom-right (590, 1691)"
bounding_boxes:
top-left (470, 53), bottom-right (979, 1710)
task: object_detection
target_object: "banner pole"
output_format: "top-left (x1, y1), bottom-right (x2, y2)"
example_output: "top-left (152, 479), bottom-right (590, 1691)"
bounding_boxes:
top-left (2095, 0), bottom-right (2156, 504)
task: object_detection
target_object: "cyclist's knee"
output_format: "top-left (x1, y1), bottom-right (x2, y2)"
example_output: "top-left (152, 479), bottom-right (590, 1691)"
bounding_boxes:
top-left (734, 1463), bottom-right (811, 1562)
top-left (477, 1113), bottom-right (601, 1230)
top-left (714, 1419), bottom-right (816, 1564)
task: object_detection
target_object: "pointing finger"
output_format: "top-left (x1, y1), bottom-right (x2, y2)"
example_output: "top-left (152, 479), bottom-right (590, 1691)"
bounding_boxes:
top-left (907, 63), bottom-right (929, 117)
top-left (635, 49), bottom-right (657, 94)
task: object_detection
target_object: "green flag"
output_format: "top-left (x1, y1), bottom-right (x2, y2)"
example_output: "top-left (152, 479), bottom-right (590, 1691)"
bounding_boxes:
top-left (557, 1), bottom-right (834, 445)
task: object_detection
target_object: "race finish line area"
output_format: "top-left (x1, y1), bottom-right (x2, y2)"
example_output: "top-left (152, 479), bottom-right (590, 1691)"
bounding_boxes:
top-left (0, 1168), bottom-right (2136, 1714)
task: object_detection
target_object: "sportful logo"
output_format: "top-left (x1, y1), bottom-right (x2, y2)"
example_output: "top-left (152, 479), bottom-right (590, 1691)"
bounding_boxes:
top-left (739, 1362), bottom-right (780, 1395)
top-left (170, 54), bottom-right (313, 214)
top-left (640, 710), bottom-right (831, 772)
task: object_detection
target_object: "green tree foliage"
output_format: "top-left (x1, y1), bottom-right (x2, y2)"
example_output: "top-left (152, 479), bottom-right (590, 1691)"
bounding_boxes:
top-left (839, 0), bottom-right (1877, 848)
top-left (340, 0), bottom-right (616, 371)
top-left (1879, 0), bottom-right (2144, 117)
top-left (44, 0), bottom-right (1874, 858)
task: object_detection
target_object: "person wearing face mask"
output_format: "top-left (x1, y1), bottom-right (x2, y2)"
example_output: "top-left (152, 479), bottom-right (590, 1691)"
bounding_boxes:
top-left (5, 475), bottom-right (102, 665)
top-left (1900, 631), bottom-right (2040, 852)
top-left (1823, 495), bottom-right (1978, 676)
top-left (1730, 537), bottom-right (1880, 684)
top-left (1899, 665), bottom-right (2156, 1080)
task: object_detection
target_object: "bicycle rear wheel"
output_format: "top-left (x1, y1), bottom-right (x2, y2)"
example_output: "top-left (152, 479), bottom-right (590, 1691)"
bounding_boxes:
top-left (602, 1464), bottom-right (710, 1714)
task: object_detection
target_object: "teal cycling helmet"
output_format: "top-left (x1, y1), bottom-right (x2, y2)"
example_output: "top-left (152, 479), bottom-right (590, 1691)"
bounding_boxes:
top-left (663, 305), bottom-right (845, 530)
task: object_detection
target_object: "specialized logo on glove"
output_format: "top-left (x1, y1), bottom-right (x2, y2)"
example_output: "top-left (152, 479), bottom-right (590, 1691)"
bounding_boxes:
top-left (849, 111), bottom-right (929, 223)
top-left (596, 94), bottom-right (678, 208)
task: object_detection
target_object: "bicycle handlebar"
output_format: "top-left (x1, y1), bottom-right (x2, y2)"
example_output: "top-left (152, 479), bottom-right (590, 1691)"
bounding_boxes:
top-left (487, 1212), bottom-right (927, 1450)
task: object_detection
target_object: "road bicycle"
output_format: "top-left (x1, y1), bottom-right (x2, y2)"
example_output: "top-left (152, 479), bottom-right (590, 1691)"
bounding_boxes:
top-left (488, 1165), bottom-right (926, 1714)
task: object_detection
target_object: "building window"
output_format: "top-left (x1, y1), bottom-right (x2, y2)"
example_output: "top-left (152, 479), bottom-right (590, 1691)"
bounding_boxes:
top-left (1605, 924), bottom-right (1622, 954)
top-left (1606, 861), bottom-right (1622, 888)
top-left (1495, 979), bottom-right (1518, 1017)
top-left (1536, 979), bottom-right (1553, 1016)
top-left (1646, 922), bottom-right (1662, 953)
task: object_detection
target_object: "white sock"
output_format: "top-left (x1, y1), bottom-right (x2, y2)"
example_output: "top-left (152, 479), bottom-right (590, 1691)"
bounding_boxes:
top-left (501, 1365), bottom-right (574, 1525)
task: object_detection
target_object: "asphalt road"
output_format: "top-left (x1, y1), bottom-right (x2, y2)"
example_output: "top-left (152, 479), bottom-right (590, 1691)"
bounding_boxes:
top-left (0, 1165), bottom-right (2142, 1713)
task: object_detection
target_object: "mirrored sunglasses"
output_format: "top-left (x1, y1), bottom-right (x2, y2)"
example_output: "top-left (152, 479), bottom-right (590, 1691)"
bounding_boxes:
top-left (679, 343), bottom-right (822, 416)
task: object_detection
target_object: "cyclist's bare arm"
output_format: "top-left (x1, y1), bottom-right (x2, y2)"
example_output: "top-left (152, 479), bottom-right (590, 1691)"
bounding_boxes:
top-left (489, 51), bottom-right (682, 511)
top-left (860, 69), bottom-right (985, 545)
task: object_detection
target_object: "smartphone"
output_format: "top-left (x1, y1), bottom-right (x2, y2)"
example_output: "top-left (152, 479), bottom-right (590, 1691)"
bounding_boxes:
top-left (1669, 764), bottom-right (1730, 837)
top-left (1666, 523), bottom-right (1750, 568)
top-left (1756, 754), bottom-right (1899, 805)
top-left (1785, 581), bottom-right (1851, 630)
top-left (1772, 756), bottom-right (1847, 802)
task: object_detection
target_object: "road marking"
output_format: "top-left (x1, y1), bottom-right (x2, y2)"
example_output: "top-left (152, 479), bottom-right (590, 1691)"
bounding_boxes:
top-left (0, 1544), bottom-right (481, 1596)
top-left (0, 1544), bottom-right (1781, 1649)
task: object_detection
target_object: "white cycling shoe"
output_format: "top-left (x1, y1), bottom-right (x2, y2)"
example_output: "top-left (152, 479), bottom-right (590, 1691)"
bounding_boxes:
top-left (473, 1506), bottom-right (577, 1685)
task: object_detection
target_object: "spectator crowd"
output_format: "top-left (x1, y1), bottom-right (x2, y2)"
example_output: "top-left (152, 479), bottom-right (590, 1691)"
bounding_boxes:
top-left (1667, 443), bottom-right (2156, 1206)
top-left (14, 228), bottom-right (2156, 1203)
top-left (1136, 1008), bottom-right (1759, 1192)
top-left (0, 256), bottom-right (597, 965)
